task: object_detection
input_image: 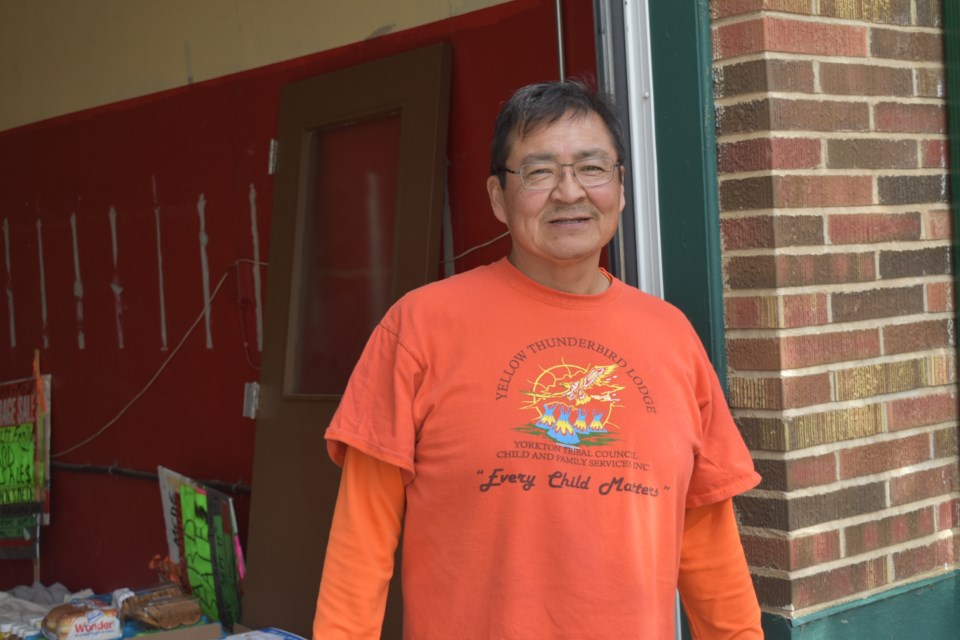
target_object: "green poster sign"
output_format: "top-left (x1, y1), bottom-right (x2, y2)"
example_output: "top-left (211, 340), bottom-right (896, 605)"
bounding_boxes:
top-left (0, 423), bottom-right (35, 507)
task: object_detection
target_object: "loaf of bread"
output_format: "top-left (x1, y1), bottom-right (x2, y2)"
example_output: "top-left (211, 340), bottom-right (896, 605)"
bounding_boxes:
top-left (41, 601), bottom-right (121, 640)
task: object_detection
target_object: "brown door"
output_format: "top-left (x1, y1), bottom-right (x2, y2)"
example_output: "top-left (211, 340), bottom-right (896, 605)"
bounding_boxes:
top-left (242, 43), bottom-right (451, 637)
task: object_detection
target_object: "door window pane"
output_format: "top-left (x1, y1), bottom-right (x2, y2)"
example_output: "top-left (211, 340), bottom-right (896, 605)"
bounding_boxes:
top-left (292, 112), bottom-right (401, 394)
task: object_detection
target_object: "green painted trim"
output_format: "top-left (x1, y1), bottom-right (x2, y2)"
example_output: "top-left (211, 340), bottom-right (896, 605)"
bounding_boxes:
top-left (945, 0), bottom-right (960, 315)
top-left (760, 571), bottom-right (960, 639)
top-left (649, 0), bottom-right (728, 387)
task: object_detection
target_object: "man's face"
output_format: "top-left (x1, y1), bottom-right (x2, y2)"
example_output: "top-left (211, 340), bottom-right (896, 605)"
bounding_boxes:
top-left (486, 110), bottom-right (625, 281)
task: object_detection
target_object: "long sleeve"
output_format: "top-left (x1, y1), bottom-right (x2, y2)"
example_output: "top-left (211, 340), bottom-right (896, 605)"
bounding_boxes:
top-left (677, 498), bottom-right (763, 639)
top-left (313, 446), bottom-right (406, 640)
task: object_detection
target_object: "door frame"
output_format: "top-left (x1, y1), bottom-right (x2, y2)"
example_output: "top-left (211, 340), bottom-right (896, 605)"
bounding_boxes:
top-left (597, 0), bottom-right (728, 381)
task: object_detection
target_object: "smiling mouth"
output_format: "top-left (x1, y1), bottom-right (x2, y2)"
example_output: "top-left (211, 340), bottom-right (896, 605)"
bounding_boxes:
top-left (548, 216), bottom-right (591, 225)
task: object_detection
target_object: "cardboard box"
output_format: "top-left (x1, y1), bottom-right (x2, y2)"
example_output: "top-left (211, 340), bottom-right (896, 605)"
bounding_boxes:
top-left (133, 622), bottom-right (223, 640)
top-left (224, 628), bottom-right (305, 640)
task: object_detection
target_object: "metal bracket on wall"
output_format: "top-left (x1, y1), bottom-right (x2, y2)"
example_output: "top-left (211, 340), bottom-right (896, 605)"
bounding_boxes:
top-left (243, 381), bottom-right (260, 418)
top-left (268, 139), bottom-right (279, 175)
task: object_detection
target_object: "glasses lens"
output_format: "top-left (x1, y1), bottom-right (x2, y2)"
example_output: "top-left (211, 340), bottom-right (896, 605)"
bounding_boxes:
top-left (574, 158), bottom-right (616, 186)
top-left (520, 163), bottom-right (560, 188)
top-left (516, 159), bottom-right (617, 189)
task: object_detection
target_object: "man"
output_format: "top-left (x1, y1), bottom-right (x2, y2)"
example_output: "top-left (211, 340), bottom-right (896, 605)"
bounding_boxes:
top-left (313, 80), bottom-right (763, 639)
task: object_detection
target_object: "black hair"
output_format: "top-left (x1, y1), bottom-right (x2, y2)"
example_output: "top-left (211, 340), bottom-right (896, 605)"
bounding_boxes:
top-left (489, 79), bottom-right (625, 187)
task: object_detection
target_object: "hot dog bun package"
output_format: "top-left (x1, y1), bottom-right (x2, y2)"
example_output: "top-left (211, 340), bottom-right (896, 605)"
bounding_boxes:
top-left (112, 584), bottom-right (203, 630)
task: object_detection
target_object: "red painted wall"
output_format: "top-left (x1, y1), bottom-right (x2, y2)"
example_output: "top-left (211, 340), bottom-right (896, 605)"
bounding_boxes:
top-left (0, 0), bottom-right (596, 591)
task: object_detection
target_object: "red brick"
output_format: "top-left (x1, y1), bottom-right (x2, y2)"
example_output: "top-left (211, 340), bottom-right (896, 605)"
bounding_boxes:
top-left (764, 17), bottom-right (867, 56)
top-left (934, 425), bottom-right (958, 459)
top-left (926, 281), bottom-right (955, 312)
top-left (738, 405), bottom-right (883, 452)
top-left (729, 376), bottom-right (784, 409)
top-left (871, 28), bottom-right (944, 62)
top-left (741, 534), bottom-right (788, 569)
top-left (893, 537), bottom-right (960, 581)
top-left (844, 507), bottom-right (936, 556)
top-left (786, 376), bottom-right (825, 409)
top-left (922, 140), bottom-right (948, 168)
top-left (724, 296), bottom-right (761, 328)
top-left (879, 246), bottom-right (952, 278)
top-left (784, 452), bottom-right (838, 489)
top-left (887, 393), bottom-right (959, 431)
top-left (714, 59), bottom-right (816, 98)
top-left (719, 176), bottom-right (774, 211)
top-left (827, 138), bottom-right (916, 169)
top-left (828, 212), bottom-right (921, 244)
top-left (789, 530), bottom-right (842, 570)
top-left (724, 295), bottom-right (778, 329)
top-left (891, 464), bottom-right (960, 506)
top-left (916, 0), bottom-right (943, 28)
top-left (780, 329), bottom-right (880, 369)
top-left (718, 139), bottom-right (767, 174)
top-left (721, 215), bottom-right (823, 250)
top-left (819, 62), bottom-right (912, 95)
top-left (722, 217), bottom-right (780, 250)
top-left (839, 434), bottom-right (931, 479)
top-left (883, 319), bottom-right (953, 355)
top-left (878, 175), bottom-right (949, 205)
top-left (713, 19), bottom-right (765, 59)
top-left (775, 216), bottom-right (824, 245)
top-left (715, 98), bottom-right (870, 135)
top-left (721, 216), bottom-right (773, 250)
top-left (731, 372), bottom-right (831, 410)
top-left (938, 498), bottom-right (960, 531)
top-left (728, 338), bottom-right (782, 370)
top-left (725, 255), bottom-right (777, 288)
top-left (776, 252), bottom-right (876, 287)
top-left (771, 99), bottom-right (870, 131)
top-left (724, 255), bottom-right (777, 289)
top-left (793, 558), bottom-right (888, 609)
top-left (742, 530), bottom-right (840, 571)
top-left (738, 482), bottom-right (886, 530)
top-left (752, 575), bottom-right (790, 609)
top-left (924, 209), bottom-right (952, 240)
top-left (716, 17), bottom-right (862, 60)
top-left (917, 68), bottom-right (945, 98)
top-left (782, 293), bottom-right (829, 327)
top-left (875, 103), bottom-right (947, 134)
top-left (774, 175), bottom-right (873, 208)
top-left (712, 0), bottom-right (813, 19)
top-left (722, 293), bottom-right (829, 329)
top-left (832, 286), bottom-right (924, 323)
top-left (717, 137), bottom-right (821, 173)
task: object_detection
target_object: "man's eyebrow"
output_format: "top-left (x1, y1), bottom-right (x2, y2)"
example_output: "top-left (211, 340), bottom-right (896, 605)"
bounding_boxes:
top-left (519, 148), bottom-right (614, 164)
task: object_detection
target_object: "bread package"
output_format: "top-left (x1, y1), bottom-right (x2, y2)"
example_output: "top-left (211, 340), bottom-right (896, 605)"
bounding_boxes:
top-left (40, 601), bottom-right (121, 640)
top-left (113, 583), bottom-right (203, 630)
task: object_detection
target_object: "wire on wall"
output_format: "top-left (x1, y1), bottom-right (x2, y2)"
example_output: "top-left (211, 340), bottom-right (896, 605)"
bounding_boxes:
top-left (52, 460), bottom-right (250, 495)
top-left (52, 223), bottom-right (514, 460)
top-left (441, 229), bottom-right (511, 265)
top-left (51, 259), bottom-right (267, 459)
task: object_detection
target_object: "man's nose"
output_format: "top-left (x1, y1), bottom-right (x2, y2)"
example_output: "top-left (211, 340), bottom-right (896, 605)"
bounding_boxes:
top-left (550, 165), bottom-right (586, 201)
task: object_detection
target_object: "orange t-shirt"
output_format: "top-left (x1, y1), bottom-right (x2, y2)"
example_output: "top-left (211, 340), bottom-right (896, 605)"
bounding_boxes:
top-left (326, 258), bottom-right (760, 639)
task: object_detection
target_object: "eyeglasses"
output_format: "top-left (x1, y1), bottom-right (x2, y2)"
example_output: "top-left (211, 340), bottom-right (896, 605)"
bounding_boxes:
top-left (500, 158), bottom-right (622, 190)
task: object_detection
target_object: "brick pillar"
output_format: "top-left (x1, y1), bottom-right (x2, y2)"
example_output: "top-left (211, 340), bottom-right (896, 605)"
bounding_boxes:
top-left (711, 0), bottom-right (959, 618)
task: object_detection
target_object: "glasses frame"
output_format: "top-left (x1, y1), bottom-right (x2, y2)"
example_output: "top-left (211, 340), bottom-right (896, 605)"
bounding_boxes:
top-left (499, 158), bottom-right (623, 190)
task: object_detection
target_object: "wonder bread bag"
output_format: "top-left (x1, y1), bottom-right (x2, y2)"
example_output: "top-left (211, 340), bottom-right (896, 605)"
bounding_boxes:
top-left (41, 599), bottom-right (122, 640)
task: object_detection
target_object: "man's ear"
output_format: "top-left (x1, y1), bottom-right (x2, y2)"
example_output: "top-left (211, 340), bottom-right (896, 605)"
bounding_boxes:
top-left (618, 165), bottom-right (626, 213)
top-left (487, 175), bottom-right (508, 225)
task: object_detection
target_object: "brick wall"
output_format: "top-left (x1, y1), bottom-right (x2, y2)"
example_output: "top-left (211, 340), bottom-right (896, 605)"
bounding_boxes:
top-left (711, 0), bottom-right (959, 617)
